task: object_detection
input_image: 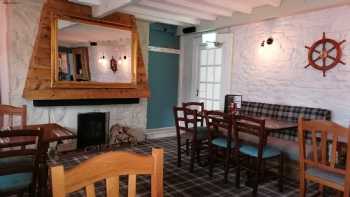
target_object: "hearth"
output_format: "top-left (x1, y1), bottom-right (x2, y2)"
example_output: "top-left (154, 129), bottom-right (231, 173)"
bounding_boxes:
top-left (77, 112), bottom-right (109, 149)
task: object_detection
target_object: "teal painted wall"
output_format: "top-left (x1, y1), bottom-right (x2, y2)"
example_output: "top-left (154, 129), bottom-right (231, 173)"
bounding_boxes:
top-left (147, 23), bottom-right (179, 129)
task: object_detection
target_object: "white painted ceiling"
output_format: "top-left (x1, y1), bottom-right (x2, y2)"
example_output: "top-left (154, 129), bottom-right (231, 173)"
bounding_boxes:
top-left (68, 0), bottom-right (282, 26)
top-left (69, 0), bottom-right (350, 31)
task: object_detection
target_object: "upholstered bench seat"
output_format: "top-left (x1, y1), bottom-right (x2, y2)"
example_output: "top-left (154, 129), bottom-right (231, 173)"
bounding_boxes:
top-left (239, 132), bottom-right (311, 161)
top-left (0, 172), bottom-right (32, 192)
top-left (268, 137), bottom-right (312, 161)
top-left (306, 167), bottom-right (344, 186)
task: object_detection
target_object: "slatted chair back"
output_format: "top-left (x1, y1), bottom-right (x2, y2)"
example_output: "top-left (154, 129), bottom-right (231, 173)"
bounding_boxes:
top-left (204, 110), bottom-right (236, 147)
top-left (173, 107), bottom-right (186, 138)
top-left (182, 102), bottom-right (204, 126)
top-left (0, 129), bottom-right (43, 195)
top-left (0, 105), bottom-right (27, 129)
top-left (235, 115), bottom-right (266, 159)
top-left (298, 118), bottom-right (350, 194)
top-left (51, 148), bottom-right (164, 197)
top-left (183, 108), bottom-right (199, 136)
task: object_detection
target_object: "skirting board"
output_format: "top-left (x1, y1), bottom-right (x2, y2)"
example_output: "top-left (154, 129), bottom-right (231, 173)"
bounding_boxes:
top-left (145, 127), bottom-right (176, 139)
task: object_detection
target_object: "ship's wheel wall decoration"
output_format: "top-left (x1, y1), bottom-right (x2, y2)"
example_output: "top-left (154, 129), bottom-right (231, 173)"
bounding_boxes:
top-left (305, 32), bottom-right (346, 77)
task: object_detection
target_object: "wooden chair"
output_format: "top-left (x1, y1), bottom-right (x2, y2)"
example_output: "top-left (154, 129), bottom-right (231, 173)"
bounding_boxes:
top-left (205, 110), bottom-right (238, 183)
top-left (183, 107), bottom-right (209, 172)
top-left (235, 115), bottom-right (284, 196)
top-left (173, 106), bottom-right (188, 167)
top-left (0, 129), bottom-right (43, 197)
top-left (298, 118), bottom-right (350, 197)
top-left (51, 148), bottom-right (164, 197)
top-left (182, 102), bottom-right (205, 126)
top-left (0, 105), bottom-right (27, 129)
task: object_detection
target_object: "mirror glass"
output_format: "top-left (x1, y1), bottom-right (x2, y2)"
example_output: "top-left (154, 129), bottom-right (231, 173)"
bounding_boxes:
top-left (56, 19), bottom-right (133, 84)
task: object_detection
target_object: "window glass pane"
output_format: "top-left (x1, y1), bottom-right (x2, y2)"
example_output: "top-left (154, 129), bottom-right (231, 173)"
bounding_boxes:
top-left (213, 101), bottom-right (220, 110)
top-left (207, 84), bottom-right (213, 99)
top-left (215, 48), bottom-right (223, 65)
top-left (199, 83), bottom-right (206, 98)
top-left (200, 50), bottom-right (207, 65)
top-left (207, 67), bottom-right (214, 82)
top-left (214, 67), bottom-right (221, 82)
top-left (207, 49), bottom-right (215, 65)
top-left (206, 100), bottom-right (213, 110)
top-left (213, 84), bottom-right (220, 100)
top-left (200, 67), bottom-right (207, 82)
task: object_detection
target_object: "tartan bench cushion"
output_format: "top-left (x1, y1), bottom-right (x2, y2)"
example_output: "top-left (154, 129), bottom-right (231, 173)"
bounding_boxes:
top-left (239, 101), bottom-right (331, 122)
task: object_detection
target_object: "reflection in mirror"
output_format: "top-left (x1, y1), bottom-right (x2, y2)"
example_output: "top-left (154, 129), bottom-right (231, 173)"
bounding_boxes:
top-left (57, 19), bottom-right (132, 83)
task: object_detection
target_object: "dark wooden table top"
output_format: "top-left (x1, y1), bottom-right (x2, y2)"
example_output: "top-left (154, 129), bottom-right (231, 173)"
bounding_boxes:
top-left (0, 123), bottom-right (76, 148)
top-left (253, 117), bottom-right (297, 131)
top-left (206, 113), bottom-right (297, 132)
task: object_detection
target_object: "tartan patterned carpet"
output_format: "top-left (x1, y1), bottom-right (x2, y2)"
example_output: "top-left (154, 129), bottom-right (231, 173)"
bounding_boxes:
top-left (49, 137), bottom-right (318, 197)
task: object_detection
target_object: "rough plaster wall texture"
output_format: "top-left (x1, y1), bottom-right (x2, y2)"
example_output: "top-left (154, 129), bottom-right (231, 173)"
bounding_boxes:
top-left (7, 0), bottom-right (149, 132)
top-left (230, 5), bottom-right (350, 125)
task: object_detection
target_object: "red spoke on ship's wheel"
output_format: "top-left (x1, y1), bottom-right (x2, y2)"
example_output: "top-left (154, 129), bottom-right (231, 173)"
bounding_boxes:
top-left (305, 32), bottom-right (346, 77)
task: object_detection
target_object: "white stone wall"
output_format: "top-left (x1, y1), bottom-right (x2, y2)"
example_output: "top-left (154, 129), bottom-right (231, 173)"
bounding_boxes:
top-left (6, 0), bottom-right (149, 132)
top-left (229, 5), bottom-right (350, 125)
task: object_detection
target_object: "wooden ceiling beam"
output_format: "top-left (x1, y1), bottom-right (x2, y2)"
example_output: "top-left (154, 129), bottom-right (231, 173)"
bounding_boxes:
top-left (123, 5), bottom-right (200, 25)
top-left (129, 13), bottom-right (186, 26)
top-left (138, 0), bottom-right (216, 21)
top-left (92, 0), bottom-right (134, 17)
top-left (69, 0), bottom-right (101, 6)
top-left (202, 0), bottom-right (252, 14)
top-left (164, 0), bottom-right (233, 17)
top-left (260, 0), bottom-right (282, 7)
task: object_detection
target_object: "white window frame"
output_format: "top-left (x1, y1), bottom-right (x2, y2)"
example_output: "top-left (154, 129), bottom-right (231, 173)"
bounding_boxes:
top-left (192, 33), bottom-right (233, 110)
top-left (0, 4), bottom-right (9, 104)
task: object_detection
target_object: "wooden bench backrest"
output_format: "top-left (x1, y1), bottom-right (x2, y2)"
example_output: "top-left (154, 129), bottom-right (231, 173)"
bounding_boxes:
top-left (51, 148), bottom-right (164, 197)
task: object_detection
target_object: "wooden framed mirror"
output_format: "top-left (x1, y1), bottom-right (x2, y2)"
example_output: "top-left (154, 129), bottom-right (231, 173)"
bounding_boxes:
top-left (51, 14), bottom-right (138, 89)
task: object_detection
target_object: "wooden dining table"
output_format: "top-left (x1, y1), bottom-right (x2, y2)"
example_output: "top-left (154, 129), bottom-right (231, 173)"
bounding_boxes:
top-left (203, 112), bottom-right (297, 133)
top-left (0, 123), bottom-right (76, 196)
top-left (0, 123), bottom-right (76, 148)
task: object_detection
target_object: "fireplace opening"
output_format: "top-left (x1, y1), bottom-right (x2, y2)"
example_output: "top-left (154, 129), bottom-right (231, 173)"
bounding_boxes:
top-left (77, 112), bottom-right (109, 149)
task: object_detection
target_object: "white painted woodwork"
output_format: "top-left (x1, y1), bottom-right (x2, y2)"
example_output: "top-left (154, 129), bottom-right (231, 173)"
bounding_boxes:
top-left (138, 0), bottom-right (216, 21)
top-left (123, 5), bottom-right (200, 25)
top-left (202, 0), bottom-right (252, 14)
top-left (163, 0), bottom-right (233, 17)
top-left (0, 3), bottom-right (9, 104)
top-left (92, 0), bottom-right (133, 17)
top-left (69, 0), bottom-right (101, 6)
top-left (69, 0), bottom-right (286, 26)
top-left (130, 13), bottom-right (186, 26)
top-left (261, 0), bottom-right (282, 7)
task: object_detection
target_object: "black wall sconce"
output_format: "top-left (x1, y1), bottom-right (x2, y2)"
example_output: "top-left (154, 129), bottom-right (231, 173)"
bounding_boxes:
top-left (261, 37), bottom-right (274, 47)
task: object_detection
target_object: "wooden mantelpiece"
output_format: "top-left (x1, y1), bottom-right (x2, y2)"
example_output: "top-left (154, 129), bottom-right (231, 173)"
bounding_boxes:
top-left (23, 0), bottom-right (150, 100)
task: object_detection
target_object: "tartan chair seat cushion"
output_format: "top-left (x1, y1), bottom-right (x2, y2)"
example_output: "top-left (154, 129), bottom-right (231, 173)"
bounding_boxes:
top-left (240, 144), bottom-right (281, 159)
top-left (0, 172), bottom-right (32, 192)
top-left (306, 167), bottom-right (344, 186)
top-left (211, 137), bottom-right (235, 148)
